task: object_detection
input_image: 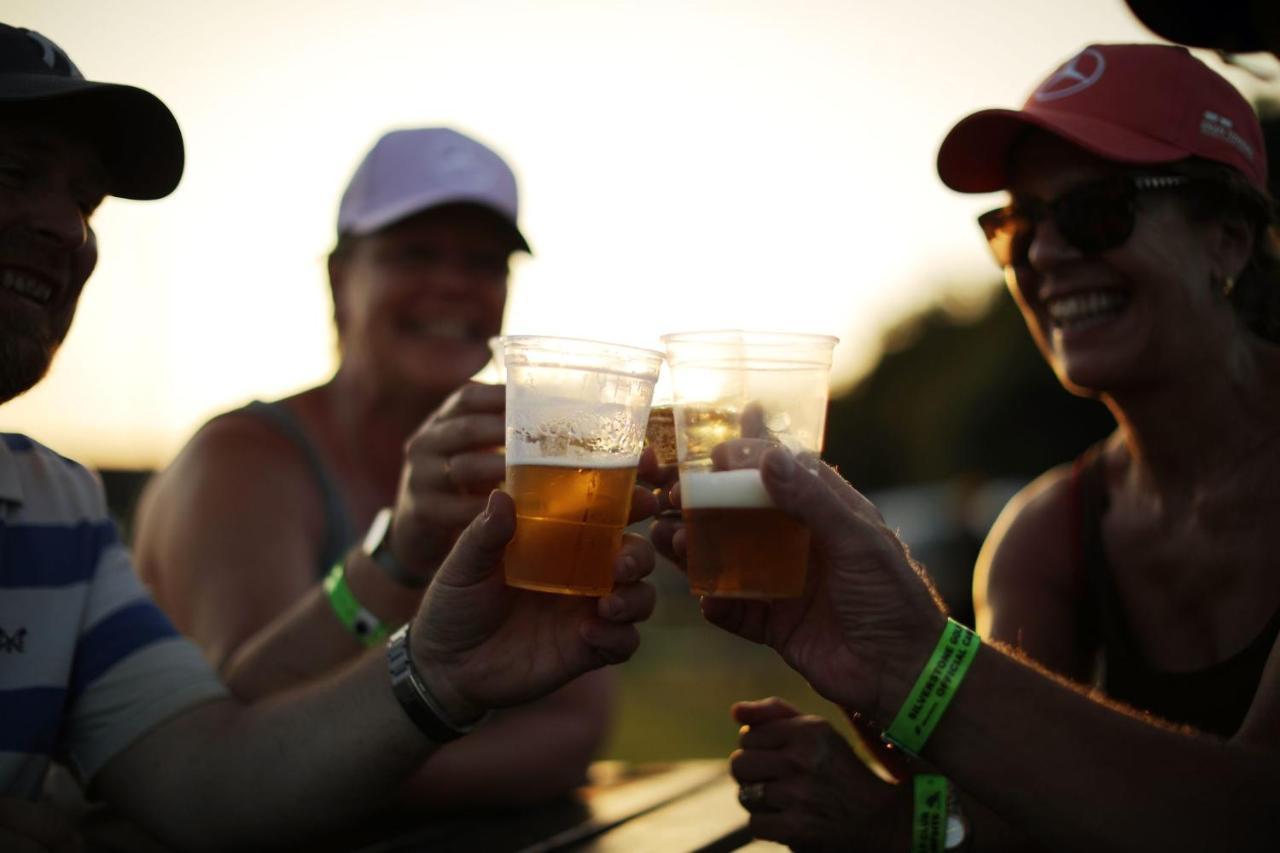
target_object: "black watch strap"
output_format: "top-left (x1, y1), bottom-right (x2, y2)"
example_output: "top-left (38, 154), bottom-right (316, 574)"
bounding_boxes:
top-left (386, 625), bottom-right (485, 744)
top-left (364, 508), bottom-right (428, 589)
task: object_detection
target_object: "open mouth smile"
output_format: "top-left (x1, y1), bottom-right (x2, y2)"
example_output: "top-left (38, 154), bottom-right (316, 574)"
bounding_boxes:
top-left (1045, 289), bottom-right (1130, 331)
top-left (0, 268), bottom-right (55, 305)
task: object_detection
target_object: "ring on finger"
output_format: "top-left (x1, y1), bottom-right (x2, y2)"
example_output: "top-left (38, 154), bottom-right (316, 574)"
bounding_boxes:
top-left (737, 781), bottom-right (767, 811)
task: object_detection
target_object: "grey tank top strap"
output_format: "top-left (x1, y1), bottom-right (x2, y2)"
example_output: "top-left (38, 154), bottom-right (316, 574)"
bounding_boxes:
top-left (239, 400), bottom-right (358, 578)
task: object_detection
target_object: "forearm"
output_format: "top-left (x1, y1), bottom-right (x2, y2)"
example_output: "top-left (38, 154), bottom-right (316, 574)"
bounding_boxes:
top-left (399, 670), bottom-right (613, 809)
top-left (100, 652), bottom-right (436, 851)
top-left (908, 641), bottom-right (1279, 852)
top-left (223, 551), bottom-right (423, 701)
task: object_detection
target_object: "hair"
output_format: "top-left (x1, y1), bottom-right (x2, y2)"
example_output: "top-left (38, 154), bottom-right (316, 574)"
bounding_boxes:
top-left (1165, 158), bottom-right (1280, 344)
top-left (328, 231), bottom-right (359, 264)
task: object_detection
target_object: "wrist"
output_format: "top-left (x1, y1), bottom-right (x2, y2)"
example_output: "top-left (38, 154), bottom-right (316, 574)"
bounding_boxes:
top-left (323, 560), bottom-right (390, 646)
top-left (880, 618), bottom-right (981, 758)
top-left (912, 774), bottom-right (970, 852)
top-left (407, 623), bottom-right (486, 726)
top-left (386, 625), bottom-right (488, 743)
top-left (872, 610), bottom-right (950, 724)
top-left (344, 549), bottom-right (425, 625)
top-left (364, 507), bottom-right (433, 589)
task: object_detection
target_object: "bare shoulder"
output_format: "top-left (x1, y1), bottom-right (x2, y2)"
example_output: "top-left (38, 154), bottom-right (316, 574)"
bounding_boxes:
top-left (133, 401), bottom-right (332, 659)
top-left (974, 462), bottom-right (1091, 675)
top-left (978, 464), bottom-right (1079, 597)
top-left (139, 408), bottom-right (316, 526)
top-left (133, 404), bottom-right (324, 587)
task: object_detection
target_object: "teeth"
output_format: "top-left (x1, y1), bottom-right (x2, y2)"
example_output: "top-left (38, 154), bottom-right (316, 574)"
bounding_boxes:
top-left (1047, 290), bottom-right (1128, 328)
top-left (0, 270), bottom-right (53, 304)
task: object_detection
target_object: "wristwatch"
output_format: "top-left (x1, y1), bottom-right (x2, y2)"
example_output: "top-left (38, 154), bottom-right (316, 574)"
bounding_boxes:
top-left (945, 782), bottom-right (971, 851)
top-left (363, 508), bottom-right (427, 588)
top-left (386, 624), bottom-right (485, 743)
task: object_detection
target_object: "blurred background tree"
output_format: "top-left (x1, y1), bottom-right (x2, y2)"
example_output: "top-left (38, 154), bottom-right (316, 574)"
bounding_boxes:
top-left (824, 285), bottom-right (1115, 493)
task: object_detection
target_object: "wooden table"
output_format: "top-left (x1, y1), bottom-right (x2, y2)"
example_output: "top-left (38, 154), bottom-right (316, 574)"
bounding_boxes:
top-left (346, 760), bottom-right (780, 852)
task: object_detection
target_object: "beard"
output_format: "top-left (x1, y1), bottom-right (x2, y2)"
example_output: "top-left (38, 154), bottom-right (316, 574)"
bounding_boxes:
top-left (0, 311), bottom-right (60, 404)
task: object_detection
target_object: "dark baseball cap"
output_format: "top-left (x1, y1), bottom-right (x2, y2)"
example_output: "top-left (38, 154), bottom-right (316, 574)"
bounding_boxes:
top-left (1124, 0), bottom-right (1269, 54)
top-left (0, 23), bottom-right (183, 199)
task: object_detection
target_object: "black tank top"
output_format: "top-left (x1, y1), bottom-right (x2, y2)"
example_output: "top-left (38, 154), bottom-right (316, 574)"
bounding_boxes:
top-left (1073, 446), bottom-right (1280, 737)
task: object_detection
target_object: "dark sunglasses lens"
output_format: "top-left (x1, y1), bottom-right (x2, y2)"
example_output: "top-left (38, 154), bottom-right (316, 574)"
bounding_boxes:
top-left (1054, 181), bottom-right (1136, 254)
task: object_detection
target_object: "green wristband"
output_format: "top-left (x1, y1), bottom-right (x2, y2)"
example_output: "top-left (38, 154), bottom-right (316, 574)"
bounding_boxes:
top-left (324, 561), bottom-right (390, 647)
top-left (884, 619), bottom-right (980, 756)
top-left (912, 774), bottom-right (948, 853)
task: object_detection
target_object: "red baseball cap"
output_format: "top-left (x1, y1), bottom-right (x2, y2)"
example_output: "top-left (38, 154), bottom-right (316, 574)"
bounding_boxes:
top-left (936, 43), bottom-right (1267, 194)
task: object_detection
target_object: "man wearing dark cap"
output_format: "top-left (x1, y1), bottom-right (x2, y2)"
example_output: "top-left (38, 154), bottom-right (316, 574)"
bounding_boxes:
top-left (0, 24), bottom-right (656, 850)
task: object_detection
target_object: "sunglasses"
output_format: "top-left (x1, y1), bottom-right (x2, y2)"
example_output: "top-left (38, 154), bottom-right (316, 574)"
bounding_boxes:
top-left (978, 174), bottom-right (1190, 269)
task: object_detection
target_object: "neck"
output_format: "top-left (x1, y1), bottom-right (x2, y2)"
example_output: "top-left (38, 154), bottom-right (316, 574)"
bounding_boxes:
top-left (322, 367), bottom-right (451, 499)
top-left (1100, 337), bottom-right (1280, 496)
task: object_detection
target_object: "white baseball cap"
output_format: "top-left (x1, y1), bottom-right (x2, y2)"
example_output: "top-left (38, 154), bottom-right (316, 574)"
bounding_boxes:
top-left (336, 127), bottom-right (530, 252)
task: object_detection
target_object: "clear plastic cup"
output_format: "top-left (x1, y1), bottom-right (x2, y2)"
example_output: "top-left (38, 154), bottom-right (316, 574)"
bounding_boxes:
top-left (662, 330), bottom-right (837, 598)
top-left (501, 336), bottom-right (664, 595)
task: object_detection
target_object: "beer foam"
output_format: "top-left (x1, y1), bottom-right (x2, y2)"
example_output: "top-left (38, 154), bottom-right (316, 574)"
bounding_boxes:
top-left (680, 469), bottom-right (774, 509)
top-left (506, 397), bottom-right (648, 466)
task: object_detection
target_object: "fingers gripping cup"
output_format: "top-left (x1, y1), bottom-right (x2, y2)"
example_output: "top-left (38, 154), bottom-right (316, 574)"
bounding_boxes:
top-left (502, 336), bottom-right (664, 595)
top-left (662, 331), bottom-right (837, 598)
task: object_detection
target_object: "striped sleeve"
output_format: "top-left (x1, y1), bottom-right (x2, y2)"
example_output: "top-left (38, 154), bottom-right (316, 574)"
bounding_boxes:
top-left (59, 487), bottom-right (227, 782)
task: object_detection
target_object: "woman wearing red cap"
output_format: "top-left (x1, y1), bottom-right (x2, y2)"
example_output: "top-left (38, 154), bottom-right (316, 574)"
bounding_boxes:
top-left (685, 43), bottom-right (1280, 850)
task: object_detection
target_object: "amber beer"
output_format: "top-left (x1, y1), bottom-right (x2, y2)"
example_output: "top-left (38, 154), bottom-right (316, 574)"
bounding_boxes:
top-left (681, 469), bottom-right (809, 598)
top-left (644, 405), bottom-right (678, 466)
top-left (504, 461), bottom-right (638, 595)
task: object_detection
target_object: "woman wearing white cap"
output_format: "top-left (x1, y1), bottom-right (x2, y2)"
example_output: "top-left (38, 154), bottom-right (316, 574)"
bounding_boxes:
top-left (134, 128), bottom-right (627, 812)
top-left (667, 43), bottom-right (1280, 850)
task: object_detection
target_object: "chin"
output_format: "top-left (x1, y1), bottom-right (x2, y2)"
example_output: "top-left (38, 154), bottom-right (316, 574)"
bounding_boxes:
top-left (0, 335), bottom-right (56, 404)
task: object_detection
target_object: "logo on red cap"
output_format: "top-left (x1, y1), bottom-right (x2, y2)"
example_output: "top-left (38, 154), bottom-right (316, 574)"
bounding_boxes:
top-left (1033, 48), bottom-right (1106, 102)
top-left (1200, 111), bottom-right (1256, 162)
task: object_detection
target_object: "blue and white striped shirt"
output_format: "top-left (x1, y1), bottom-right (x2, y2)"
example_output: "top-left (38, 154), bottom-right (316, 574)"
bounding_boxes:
top-left (0, 434), bottom-right (225, 797)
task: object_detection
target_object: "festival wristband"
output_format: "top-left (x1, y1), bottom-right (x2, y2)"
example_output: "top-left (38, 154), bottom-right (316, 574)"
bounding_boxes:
top-left (324, 561), bottom-right (390, 646)
top-left (883, 619), bottom-right (980, 756)
top-left (912, 774), bottom-right (948, 853)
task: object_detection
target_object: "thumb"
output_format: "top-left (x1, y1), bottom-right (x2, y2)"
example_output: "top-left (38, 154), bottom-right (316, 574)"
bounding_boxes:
top-left (759, 449), bottom-right (860, 558)
top-left (433, 490), bottom-right (516, 588)
top-left (732, 696), bottom-right (802, 725)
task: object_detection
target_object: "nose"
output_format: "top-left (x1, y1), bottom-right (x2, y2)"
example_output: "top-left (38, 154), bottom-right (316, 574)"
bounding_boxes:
top-left (1024, 215), bottom-right (1079, 273)
top-left (427, 255), bottom-right (477, 298)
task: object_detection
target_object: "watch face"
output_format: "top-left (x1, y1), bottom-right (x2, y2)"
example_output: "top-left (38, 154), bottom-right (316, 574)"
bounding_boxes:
top-left (945, 814), bottom-right (967, 849)
top-left (364, 507), bottom-right (394, 555)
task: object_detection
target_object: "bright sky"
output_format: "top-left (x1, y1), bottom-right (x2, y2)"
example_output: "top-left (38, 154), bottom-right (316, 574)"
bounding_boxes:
top-left (2, 0), bottom-right (1273, 468)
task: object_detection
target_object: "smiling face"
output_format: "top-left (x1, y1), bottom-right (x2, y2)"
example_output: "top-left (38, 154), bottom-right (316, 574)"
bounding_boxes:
top-left (0, 118), bottom-right (104, 403)
top-left (1002, 133), bottom-right (1236, 396)
top-left (330, 203), bottom-right (512, 399)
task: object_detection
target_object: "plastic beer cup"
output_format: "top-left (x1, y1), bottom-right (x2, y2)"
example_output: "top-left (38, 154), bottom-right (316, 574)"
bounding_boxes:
top-left (662, 330), bottom-right (837, 598)
top-left (502, 336), bottom-right (664, 595)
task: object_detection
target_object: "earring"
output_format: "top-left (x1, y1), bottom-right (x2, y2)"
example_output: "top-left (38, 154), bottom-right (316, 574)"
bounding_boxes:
top-left (1223, 275), bottom-right (1237, 298)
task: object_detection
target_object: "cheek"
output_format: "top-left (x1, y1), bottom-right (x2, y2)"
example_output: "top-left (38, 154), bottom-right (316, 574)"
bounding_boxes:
top-left (73, 238), bottom-right (97, 285)
top-left (482, 287), bottom-right (507, 319)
